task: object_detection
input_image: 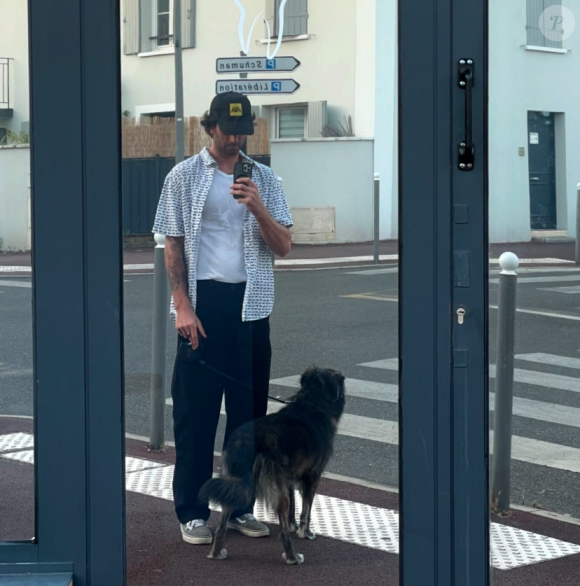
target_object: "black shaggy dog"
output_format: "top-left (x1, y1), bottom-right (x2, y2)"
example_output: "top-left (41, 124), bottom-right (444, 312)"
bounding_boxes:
top-left (198, 366), bottom-right (346, 565)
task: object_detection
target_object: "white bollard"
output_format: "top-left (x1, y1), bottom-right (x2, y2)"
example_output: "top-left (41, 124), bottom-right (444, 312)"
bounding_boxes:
top-left (576, 183), bottom-right (580, 265)
top-left (149, 233), bottom-right (169, 452)
top-left (374, 173), bottom-right (380, 264)
top-left (491, 251), bottom-right (519, 512)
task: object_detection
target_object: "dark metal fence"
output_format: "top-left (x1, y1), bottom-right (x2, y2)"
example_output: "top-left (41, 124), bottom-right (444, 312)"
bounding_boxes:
top-left (122, 154), bottom-right (271, 235)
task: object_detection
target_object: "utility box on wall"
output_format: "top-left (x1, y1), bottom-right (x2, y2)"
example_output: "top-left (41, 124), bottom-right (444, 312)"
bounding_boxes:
top-left (290, 207), bottom-right (336, 242)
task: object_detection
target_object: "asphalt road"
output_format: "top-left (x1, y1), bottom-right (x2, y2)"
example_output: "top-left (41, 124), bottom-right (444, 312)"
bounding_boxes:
top-left (2, 265), bottom-right (580, 518)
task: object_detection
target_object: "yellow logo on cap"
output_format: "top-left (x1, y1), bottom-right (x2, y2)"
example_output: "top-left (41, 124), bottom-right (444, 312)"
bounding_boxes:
top-left (230, 103), bottom-right (243, 116)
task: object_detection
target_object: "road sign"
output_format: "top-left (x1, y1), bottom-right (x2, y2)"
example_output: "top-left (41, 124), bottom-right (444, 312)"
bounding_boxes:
top-left (216, 56), bottom-right (301, 74)
top-left (216, 79), bottom-right (301, 95)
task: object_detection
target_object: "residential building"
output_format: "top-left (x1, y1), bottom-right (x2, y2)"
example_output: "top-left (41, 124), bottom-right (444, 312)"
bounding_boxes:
top-left (1, 0), bottom-right (579, 249)
top-left (0, 0), bottom-right (31, 251)
top-left (121, 0), bottom-right (398, 243)
top-left (489, 0), bottom-right (580, 243)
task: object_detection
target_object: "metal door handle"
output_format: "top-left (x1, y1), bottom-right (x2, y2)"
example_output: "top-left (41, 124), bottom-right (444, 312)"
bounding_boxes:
top-left (531, 177), bottom-right (540, 181)
top-left (458, 59), bottom-right (475, 171)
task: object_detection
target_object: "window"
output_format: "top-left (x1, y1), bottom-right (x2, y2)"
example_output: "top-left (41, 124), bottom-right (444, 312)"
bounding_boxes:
top-left (277, 107), bottom-right (306, 139)
top-left (526, 0), bottom-right (563, 48)
top-left (141, 111), bottom-right (175, 120)
top-left (153, 0), bottom-right (173, 48)
top-left (274, 0), bottom-right (308, 37)
top-left (122, 0), bottom-right (196, 56)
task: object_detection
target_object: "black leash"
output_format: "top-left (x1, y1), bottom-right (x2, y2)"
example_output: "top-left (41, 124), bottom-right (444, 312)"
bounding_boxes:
top-left (198, 360), bottom-right (292, 405)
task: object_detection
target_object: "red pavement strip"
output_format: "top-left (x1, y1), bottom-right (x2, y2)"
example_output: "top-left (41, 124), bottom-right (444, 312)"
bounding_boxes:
top-left (1, 417), bottom-right (580, 584)
top-left (0, 241), bottom-right (576, 274)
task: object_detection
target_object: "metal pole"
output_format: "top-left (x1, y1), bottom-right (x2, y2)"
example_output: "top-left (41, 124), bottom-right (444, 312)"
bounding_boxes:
top-left (575, 183), bottom-right (580, 265)
top-left (174, 0), bottom-right (185, 165)
top-left (490, 251), bottom-right (519, 512)
top-left (374, 173), bottom-right (380, 264)
top-left (240, 50), bottom-right (248, 155)
top-left (149, 234), bottom-right (169, 451)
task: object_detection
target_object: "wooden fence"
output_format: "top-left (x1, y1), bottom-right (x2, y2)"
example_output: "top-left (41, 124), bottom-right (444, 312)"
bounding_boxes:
top-left (121, 116), bottom-right (270, 159)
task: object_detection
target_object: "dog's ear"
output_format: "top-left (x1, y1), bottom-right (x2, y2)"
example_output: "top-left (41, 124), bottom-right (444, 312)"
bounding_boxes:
top-left (322, 370), bottom-right (346, 402)
top-left (300, 366), bottom-right (322, 390)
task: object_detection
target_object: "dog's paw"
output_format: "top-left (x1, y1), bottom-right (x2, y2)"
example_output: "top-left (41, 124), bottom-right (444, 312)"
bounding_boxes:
top-left (208, 548), bottom-right (228, 560)
top-left (282, 552), bottom-right (305, 565)
top-left (297, 527), bottom-right (316, 540)
top-left (289, 521), bottom-right (299, 533)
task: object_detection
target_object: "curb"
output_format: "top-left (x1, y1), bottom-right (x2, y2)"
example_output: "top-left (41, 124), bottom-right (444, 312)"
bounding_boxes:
top-left (0, 256), bottom-right (576, 276)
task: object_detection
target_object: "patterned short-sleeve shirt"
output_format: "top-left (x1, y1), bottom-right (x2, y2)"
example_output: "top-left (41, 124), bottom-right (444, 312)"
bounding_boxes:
top-left (152, 147), bottom-right (293, 322)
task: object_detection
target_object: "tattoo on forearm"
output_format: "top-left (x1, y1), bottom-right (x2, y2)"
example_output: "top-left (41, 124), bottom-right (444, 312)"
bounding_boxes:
top-left (166, 238), bottom-right (188, 293)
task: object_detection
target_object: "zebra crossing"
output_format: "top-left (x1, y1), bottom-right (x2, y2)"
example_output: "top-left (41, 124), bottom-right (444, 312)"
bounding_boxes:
top-left (270, 352), bottom-right (580, 476)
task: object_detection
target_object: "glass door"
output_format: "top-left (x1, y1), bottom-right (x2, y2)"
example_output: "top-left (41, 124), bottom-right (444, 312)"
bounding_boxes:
top-left (121, 1), bottom-right (403, 583)
top-left (488, 2), bottom-right (580, 585)
top-left (0, 0), bottom-right (496, 584)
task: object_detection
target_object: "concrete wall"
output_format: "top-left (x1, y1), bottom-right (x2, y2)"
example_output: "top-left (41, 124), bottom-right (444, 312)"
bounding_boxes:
top-left (489, 0), bottom-right (580, 242)
top-left (0, 0), bottom-right (30, 134)
top-left (0, 146), bottom-right (30, 251)
top-left (374, 0), bottom-right (398, 240)
top-left (271, 138), bottom-right (375, 243)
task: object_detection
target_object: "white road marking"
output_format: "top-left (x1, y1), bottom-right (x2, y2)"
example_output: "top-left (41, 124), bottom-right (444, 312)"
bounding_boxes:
top-left (0, 363), bottom-right (33, 378)
top-left (276, 255), bottom-right (399, 266)
top-left (516, 353), bottom-right (580, 371)
top-left (271, 375), bottom-right (399, 403)
top-left (539, 286), bottom-right (580, 294)
top-left (359, 359), bottom-right (580, 393)
top-left (343, 268), bottom-right (399, 276)
top-left (0, 280), bottom-right (31, 288)
top-left (490, 275), bottom-right (580, 285)
top-left (358, 358), bottom-right (399, 370)
top-left (492, 307), bottom-right (580, 322)
top-left (0, 266), bottom-right (31, 273)
top-left (271, 375), bottom-right (580, 429)
top-left (494, 366), bottom-right (580, 394)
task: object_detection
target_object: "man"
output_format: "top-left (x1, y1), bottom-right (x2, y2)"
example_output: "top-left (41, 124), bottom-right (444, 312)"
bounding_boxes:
top-left (152, 92), bottom-right (293, 545)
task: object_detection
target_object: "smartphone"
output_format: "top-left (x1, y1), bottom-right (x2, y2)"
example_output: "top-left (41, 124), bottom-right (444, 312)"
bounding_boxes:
top-left (233, 162), bottom-right (254, 199)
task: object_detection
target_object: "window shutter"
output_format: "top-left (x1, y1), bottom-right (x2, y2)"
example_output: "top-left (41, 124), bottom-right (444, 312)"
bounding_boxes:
top-left (265, 0), bottom-right (276, 39)
top-left (526, 0), bottom-right (546, 47)
top-left (284, 0), bottom-right (308, 37)
top-left (139, 0), bottom-right (154, 53)
top-left (275, 0), bottom-right (308, 37)
top-left (279, 108), bottom-right (306, 139)
top-left (542, 1), bottom-right (563, 49)
top-left (123, 0), bottom-right (140, 55)
top-left (182, 0), bottom-right (196, 49)
top-left (307, 101), bottom-right (327, 138)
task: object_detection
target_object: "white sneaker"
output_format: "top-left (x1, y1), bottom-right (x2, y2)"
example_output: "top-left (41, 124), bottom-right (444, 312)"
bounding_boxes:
top-left (227, 513), bottom-right (270, 537)
top-left (181, 519), bottom-right (213, 545)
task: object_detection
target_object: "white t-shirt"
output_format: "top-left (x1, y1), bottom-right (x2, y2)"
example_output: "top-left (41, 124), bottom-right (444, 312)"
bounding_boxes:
top-left (196, 169), bottom-right (247, 284)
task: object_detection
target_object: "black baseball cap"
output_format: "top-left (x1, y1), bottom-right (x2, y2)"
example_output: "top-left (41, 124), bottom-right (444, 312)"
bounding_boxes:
top-left (210, 92), bottom-right (255, 136)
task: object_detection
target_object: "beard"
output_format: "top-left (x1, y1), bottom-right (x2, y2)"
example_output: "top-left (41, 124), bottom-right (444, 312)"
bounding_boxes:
top-left (223, 143), bottom-right (241, 156)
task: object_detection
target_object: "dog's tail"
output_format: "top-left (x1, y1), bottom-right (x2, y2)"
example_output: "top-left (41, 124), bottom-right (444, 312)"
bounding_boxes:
top-left (198, 437), bottom-right (255, 510)
top-left (198, 474), bottom-right (253, 510)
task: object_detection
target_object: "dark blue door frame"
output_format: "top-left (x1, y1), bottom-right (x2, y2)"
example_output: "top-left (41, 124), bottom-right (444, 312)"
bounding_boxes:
top-left (399, 1), bottom-right (489, 585)
top-left (0, 0), bottom-right (126, 583)
top-left (0, 0), bottom-right (488, 584)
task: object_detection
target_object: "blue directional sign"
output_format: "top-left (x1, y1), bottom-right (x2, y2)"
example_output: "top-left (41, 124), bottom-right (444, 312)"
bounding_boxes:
top-left (216, 56), bottom-right (301, 74)
top-left (216, 79), bottom-right (301, 95)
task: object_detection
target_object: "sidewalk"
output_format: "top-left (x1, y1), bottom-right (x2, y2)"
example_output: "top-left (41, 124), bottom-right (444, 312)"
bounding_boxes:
top-left (0, 241), bottom-right (576, 275)
top-left (2, 416), bottom-right (580, 585)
